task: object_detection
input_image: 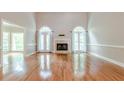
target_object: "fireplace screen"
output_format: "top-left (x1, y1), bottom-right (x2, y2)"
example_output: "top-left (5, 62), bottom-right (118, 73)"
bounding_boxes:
top-left (57, 43), bottom-right (68, 51)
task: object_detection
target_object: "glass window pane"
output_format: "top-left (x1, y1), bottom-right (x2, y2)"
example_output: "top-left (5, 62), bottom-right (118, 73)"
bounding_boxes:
top-left (46, 34), bottom-right (50, 51)
top-left (12, 33), bottom-right (24, 51)
top-left (74, 43), bottom-right (78, 51)
top-left (40, 27), bottom-right (51, 32)
top-left (73, 33), bottom-right (79, 51)
top-left (72, 27), bottom-right (86, 52)
top-left (3, 32), bottom-right (10, 52)
top-left (80, 32), bottom-right (86, 43)
top-left (74, 33), bottom-right (78, 42)
top-left (39, 26), bottom-right (52, 52)
top-left (80, 43), bottom-right (86, 51)
top-left (39, 34), bottom-right (44, 50)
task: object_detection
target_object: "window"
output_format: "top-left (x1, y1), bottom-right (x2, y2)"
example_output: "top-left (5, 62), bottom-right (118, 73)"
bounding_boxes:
top-left (12, 33), bottom-right (24, 51)
top-left (2, 21), bottom-right (24, 52)
top-left (72, 26), bottom-right (86, 53)
top-left (2, 32), bottom-right (10, 51)
top-left (38, 26), bottom-right (52, 52)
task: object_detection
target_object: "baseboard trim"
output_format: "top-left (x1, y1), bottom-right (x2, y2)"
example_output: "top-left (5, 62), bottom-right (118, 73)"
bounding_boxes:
top-left (89, 52), bottom-right (124, 68)
top-left (25, 51), bottom-right (37, 57)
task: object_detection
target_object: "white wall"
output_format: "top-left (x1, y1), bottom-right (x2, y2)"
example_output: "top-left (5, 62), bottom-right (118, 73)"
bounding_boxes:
top-left (88, 13), bottom-right (124, 64)
top-left (0, 12), bottom-right (36, 55)
top-left (35, 12), bottom-right (88, 52)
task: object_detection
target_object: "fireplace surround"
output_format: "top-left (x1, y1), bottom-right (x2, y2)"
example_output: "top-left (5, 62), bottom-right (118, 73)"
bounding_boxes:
top-left (57, 43), bottom-right (68, 51)
top-left (54, 39), bottom-right (71, 53)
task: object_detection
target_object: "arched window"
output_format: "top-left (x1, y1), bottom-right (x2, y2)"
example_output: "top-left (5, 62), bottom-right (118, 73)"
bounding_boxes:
top-left (39, 26), bottom-right (52, 33)
top-left (72, 26), bottom-right (86, 53)
top-left (38, 26), bottom-right (52, 52)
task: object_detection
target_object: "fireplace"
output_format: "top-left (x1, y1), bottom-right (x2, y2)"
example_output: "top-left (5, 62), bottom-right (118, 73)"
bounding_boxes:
top-left (54, 39), bottom-right (70, 53)
top-left (57, 43), bottom-right (68, 51)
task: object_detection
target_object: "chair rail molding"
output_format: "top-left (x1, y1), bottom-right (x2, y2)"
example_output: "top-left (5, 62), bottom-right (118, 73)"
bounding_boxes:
top-left (88, 44), bottom-right (124, 48)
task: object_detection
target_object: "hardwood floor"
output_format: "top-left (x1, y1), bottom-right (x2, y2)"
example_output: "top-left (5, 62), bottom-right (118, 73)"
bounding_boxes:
top-left (0, 52), bottom-right (124, 81)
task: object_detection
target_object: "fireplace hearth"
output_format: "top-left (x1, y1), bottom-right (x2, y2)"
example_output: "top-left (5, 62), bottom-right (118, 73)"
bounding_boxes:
top-left (57, 43), bottom-right (68, 51)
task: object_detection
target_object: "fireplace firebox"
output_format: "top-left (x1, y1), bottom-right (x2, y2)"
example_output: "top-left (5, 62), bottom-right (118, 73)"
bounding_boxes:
top-left (57, 43), bottom-right (68, 51)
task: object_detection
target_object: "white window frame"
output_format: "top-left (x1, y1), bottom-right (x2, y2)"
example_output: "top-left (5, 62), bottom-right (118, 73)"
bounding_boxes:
top-left (38, 26), bottom-right (52, 52)
top-left (1, 19), bottom-right (25, 53)
top-left (72, 27), bottom-right (87, 53)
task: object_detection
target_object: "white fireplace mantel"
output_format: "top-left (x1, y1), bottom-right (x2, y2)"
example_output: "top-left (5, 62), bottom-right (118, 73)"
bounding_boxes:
top-left (53, 38), bottom-right (71, 53)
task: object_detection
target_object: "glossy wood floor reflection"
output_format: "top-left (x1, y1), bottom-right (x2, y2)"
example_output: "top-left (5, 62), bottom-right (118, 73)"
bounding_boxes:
top-left (0, 52), bottom-right (124, 81)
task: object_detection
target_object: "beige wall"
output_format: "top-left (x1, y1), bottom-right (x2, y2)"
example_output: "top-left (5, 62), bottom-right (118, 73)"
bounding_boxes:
top-left (35, 12), bottom-right (88, 52)
top-left (0, 12), bottom-right (36, 55)
top-left (88, 13), bottom-right (124, 64)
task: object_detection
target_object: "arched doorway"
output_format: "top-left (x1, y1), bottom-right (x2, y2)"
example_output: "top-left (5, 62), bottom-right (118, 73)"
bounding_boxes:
top-left (38, 26), bottom-right (52, 52)
top-left (72, 26), bottom-right (86, 53)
